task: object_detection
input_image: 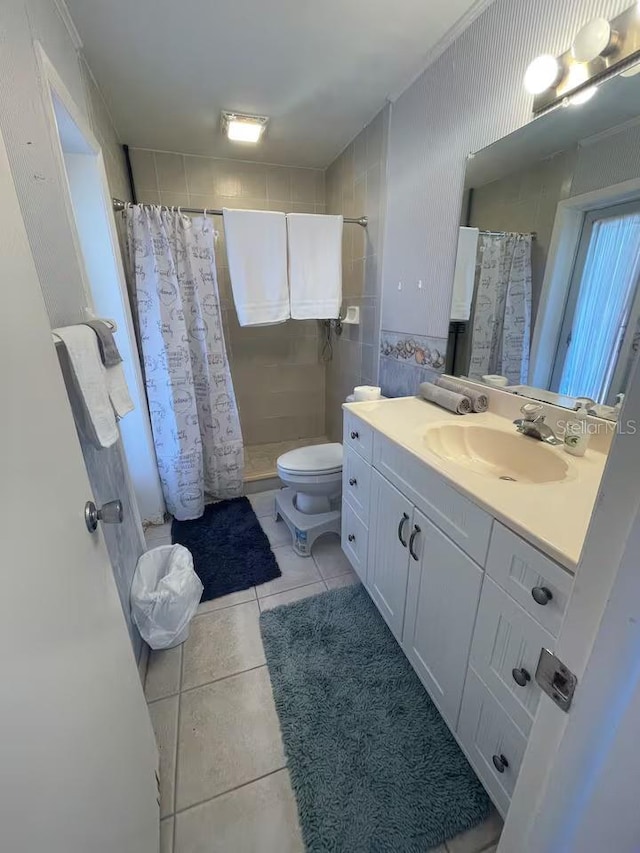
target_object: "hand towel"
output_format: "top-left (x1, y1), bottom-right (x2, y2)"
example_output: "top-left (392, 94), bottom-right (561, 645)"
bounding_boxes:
top-left (450, 227), bottom-right (479, 321)
top-left (436, 376), bottom-right (488, 412)
top-left (223, 209), bottom-right (289, 326)
top-left (53, 325), bottom-right (119, 448)
top-left (419, 382), bottom-right (472, 415)
top-left (83, 319), bottom-right (122, 366)
top-left (287, 213), bottom-right (343, 319)
top-left (106, 362), bottom-right (135, 419)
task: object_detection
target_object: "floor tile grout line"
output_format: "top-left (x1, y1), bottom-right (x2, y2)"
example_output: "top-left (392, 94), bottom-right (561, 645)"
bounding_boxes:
top-left (179, 663), bottom-right (268, 697)
top-left (164, 764), bottom-right (289, 821)
top-left (192, 592), bottom-right (258, 620)
top-left (172, 643), bottom-right (184, 851)
top-left (257, 577), bottom-right (327, 602)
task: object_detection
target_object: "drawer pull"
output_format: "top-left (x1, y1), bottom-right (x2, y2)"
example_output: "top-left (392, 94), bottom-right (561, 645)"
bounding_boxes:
top-left (349, 478), bottom-right (357, 486)
top-left (512, 667), bottom-right (531, 687)
top-left (532, 586), bottom-right (553, 606)
top-left (398, 512), bottom-right (409, 547)
top-left (350, 430), bottom-right (359, 439)
top-left (492, 753), bottom-right (509, 774)
top-left (409, 524), bottom-right (421, 561)
top-left (348, 533), bottom-right (355, 542)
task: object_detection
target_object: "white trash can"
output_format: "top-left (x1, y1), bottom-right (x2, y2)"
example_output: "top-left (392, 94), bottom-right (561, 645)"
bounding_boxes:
top-left (131, 544), bottom-right (203, 650)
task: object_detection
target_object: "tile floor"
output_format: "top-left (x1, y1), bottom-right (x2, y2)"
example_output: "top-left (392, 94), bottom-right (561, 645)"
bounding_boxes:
top-left (144, 488), bottom-right (503, 853)
top-left (244, 437), bottom-right (329, 482)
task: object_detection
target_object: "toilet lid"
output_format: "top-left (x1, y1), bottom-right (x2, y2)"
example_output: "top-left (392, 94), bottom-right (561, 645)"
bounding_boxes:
top-left (277, 443), bottom-right (343, 475)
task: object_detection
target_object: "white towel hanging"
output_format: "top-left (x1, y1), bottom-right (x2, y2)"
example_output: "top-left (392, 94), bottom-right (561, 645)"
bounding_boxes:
top-left (287, 213), bottom-right (343, 319)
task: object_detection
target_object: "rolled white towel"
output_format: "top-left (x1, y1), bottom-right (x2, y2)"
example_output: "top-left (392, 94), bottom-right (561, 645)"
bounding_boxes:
top-left (436, 377), bottom-right (488, 412)
top-left (419, 382), bottom-right (472, 415)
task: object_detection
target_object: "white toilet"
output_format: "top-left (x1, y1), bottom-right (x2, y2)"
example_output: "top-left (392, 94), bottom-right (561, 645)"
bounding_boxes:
top-left (275, 442), bottom-right (343, 556)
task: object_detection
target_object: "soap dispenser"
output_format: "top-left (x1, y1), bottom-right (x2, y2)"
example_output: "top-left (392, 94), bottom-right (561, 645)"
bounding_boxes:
top-left (564, 401), bottom-right (590, 457)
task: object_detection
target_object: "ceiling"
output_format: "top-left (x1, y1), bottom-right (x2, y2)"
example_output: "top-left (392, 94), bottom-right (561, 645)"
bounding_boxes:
top-left (66, 0), bottom-right (482, 168)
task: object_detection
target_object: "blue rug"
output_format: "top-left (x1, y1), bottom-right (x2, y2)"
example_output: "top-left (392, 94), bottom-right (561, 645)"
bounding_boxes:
top-left (260, 584), bottom-right (491, 852)
top-left (171, 497), bottom-right (281, 601)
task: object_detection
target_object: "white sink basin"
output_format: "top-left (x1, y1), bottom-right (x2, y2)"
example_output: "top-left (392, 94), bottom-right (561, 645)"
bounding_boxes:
top-left (423, 424), bottom-right (570, 484)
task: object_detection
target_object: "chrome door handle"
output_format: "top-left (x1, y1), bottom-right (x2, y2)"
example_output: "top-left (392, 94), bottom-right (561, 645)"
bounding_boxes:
top-left (85, 499), bottom-right (123, 533)
top-left (409, 524), bottom-right (421, 561)
top-left (397, 512), bottom-right (409, 547)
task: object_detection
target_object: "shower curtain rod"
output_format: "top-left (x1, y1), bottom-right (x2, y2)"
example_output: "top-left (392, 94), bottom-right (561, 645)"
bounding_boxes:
top-left (479, 228), bottom-right (537, 240)
top-left (112, 198), bottom-right (368, 227)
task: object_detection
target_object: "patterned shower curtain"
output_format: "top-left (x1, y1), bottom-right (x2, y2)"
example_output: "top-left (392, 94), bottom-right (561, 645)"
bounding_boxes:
top-left (123, 206), bottom-right (243, 520)
top-left (468, 233), bottom-right (532, 385)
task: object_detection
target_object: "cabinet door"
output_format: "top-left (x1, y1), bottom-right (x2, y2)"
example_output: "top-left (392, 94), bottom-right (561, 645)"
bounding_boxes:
top-left (458, 668), bottom-right (528, 818)
top-left (471, 576), bottom-right (555, 735)
top-left (402, 510), bottom-right (484, 729)
top-left (368, 470), bottom-right (413, 641)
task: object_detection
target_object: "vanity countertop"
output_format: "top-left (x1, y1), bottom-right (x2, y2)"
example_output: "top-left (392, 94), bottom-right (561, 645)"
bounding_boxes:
top-left (344, 396), bottom-right (608, 572)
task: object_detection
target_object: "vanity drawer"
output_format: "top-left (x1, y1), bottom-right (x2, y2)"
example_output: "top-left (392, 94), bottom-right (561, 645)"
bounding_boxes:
top-left (341, 498), bottom-right (368, 582)
top-left (342, 445), bottom-right (371, 524)
top-left (373, 433), bottom-right (492, 565)
top-left (471, 576), bottom-right (555, 735)
top-left (343, 411), bottom-right (373, 463)
top-left (486, 522), bottom-right (572, 637)
top-left (458, 667), bottom-right (528, 818)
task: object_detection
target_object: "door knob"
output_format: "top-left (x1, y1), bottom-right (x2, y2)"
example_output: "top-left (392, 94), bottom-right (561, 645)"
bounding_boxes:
top-left (512, 667), bottom-right (531, 687)
top-left (532, 586), bottom-right (553, 606)
top-left (349, 478), bottom-right (357, 486)
top-left (85, 499), bottom-right (123, 533)
top-left (492, 754), bottom-right (509, 774)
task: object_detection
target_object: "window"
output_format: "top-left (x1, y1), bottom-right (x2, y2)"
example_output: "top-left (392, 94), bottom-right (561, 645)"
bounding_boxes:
top-left (552, 200), bottom-right (640, 404)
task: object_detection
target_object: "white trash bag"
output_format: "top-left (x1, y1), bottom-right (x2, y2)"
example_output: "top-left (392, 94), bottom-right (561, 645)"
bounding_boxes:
top-left (131, 544), bottom-right (203, 649)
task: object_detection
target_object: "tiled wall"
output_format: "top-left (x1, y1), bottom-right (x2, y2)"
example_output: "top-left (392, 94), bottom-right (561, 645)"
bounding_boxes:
top-left (129, 149), bottom-right (326, 446)
top-left (323, 106), bottom-right (389, 440)
top-left (380, 0), bottom-right (632, 397)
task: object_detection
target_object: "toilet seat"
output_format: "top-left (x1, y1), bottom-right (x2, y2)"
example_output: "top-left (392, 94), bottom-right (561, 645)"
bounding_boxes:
top-left (277, 443), bottom-right (342, 476)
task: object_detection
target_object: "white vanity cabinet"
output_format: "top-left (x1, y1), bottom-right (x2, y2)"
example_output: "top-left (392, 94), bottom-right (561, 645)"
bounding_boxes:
top-left (340, 409), bottom-right (575, 819)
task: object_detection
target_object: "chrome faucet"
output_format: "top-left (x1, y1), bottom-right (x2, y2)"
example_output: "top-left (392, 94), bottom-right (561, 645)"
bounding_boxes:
top-left (513, 403), bottom-right (562, 445)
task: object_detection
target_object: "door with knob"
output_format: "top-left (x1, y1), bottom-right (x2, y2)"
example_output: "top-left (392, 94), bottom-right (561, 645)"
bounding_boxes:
top-left (402, 511), bottom-right (484, 728)
top-left (367, 470), bottom-right (414, 640)
top-left (1, 132), bottom-right (158, 853)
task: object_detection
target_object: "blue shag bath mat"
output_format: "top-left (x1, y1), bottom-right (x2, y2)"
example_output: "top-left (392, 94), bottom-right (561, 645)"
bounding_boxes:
top-left (171, 497), bottom-right (280, 601)
top-left (260, 584), bottom-right (491, 852)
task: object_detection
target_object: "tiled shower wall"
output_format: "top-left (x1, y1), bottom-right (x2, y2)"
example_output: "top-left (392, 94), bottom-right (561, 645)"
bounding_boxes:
top-left (129, 150), bottom-right (326, 445)
top-left (323, 106), bottom-right (389, 441)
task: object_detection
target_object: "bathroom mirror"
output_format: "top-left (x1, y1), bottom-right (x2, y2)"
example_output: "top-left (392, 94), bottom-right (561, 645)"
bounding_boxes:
top-left (447, 66), bottom-right (640, 419)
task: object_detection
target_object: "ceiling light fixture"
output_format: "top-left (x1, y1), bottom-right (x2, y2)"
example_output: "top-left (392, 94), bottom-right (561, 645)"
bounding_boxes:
top-left (221, 111), bottom-right (269, 144)
top-left (523, 54), bottom-right (562, 94)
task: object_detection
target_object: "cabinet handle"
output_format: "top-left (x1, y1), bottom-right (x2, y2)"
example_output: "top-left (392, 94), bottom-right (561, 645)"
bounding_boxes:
top-left (531, 586), bottom-right (553, 606)
top-left (350, 430), bottom-right (359, 439)
top-left (397, 512), bottom-right (409, 547)
top-left (349, 478), bottom-right (357, 486)
top-left (409, 524), bottom-right (421, 561)
top-left (492, 754), bottom-right (509, 774)
top-left (512, 667), bottom-right (531, 687)
top-left (348, 533), bottom-right (355, 542)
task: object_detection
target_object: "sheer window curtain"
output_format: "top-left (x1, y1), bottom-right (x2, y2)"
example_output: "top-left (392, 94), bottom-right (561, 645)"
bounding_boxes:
top-left (468, 233), bottom-right (532, 385)
top-left (559, 214), bottom-right (640, 402)
top-left (123, 206), bottom-right (243, 520)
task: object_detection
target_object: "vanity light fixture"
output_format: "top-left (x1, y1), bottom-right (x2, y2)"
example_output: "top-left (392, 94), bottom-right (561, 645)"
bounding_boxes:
top-left (525, 4), bottom-right (640, 114)
top-left (523, 55), bottom-right (562, 94)
top-left (221, 111), bottom-right (269, 144)
top-left (571, 18), bottom-right (618, 63)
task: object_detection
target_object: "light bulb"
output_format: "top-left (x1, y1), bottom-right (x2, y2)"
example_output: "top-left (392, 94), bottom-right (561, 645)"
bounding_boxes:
top-left (524, 55), bottom-right (561, 94)
top-left (570, 86), bottom-right (597, 105)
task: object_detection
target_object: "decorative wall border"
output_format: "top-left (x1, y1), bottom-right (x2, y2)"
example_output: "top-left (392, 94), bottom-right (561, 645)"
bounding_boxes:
top-left (380, 330), bottom-right (447, 372)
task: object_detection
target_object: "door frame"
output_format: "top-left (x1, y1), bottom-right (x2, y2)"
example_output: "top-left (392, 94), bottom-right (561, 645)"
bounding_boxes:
top-left (502, 309), bottom-right (640, 848)
top-left (34, 42), bottom-right (165, 524)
